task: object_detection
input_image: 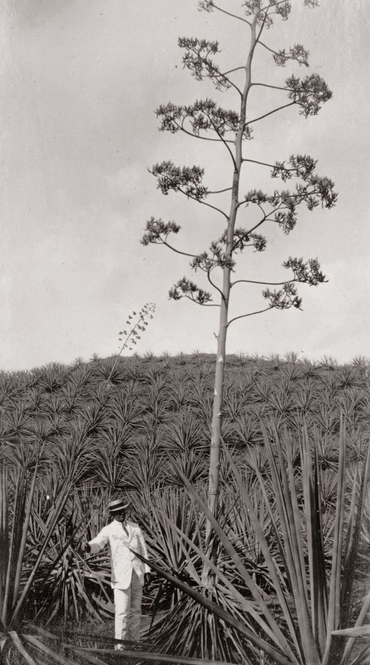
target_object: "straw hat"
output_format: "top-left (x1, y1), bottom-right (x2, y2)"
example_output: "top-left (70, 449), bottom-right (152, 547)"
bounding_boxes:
top-left (108, 498), bottom-right (130, 514)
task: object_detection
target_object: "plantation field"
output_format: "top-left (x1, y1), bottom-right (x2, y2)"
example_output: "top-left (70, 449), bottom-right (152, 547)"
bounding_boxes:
top-left (1, 352), bottom-right (370, 664)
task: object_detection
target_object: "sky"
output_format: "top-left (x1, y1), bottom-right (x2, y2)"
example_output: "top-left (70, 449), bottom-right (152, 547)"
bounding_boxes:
top-left (1, 0), bottom-right (369, 371)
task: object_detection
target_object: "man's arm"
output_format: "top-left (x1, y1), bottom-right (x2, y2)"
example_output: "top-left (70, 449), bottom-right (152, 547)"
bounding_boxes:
top-left (84, 526), bottom-right (109, 554)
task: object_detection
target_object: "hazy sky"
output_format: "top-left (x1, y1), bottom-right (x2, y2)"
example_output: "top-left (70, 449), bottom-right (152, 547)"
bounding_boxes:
top-left (1, 0), bottom-right (369, 371)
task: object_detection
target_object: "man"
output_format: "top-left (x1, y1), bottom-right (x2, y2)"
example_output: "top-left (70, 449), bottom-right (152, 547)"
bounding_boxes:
top-left (83, 498), bottom-right (150, 647)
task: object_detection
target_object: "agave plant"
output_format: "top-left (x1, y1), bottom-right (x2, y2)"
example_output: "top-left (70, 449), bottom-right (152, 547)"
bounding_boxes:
top-left (87, 424), bottom-right (134, 492)
top-left (0, 446), bottom-right (76, 663)
top-left (133, 485), bottom-right (253, 662)
top-left (30, 500), bottom-right (113, 626)
top-left (0, 439), bottom-right (120, 665)
top-left (135, 420), bottom-right (370, 665)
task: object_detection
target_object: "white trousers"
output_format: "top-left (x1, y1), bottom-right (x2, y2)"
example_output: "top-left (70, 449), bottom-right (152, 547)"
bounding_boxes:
top-left (114, 571), bottom-right (143, 643)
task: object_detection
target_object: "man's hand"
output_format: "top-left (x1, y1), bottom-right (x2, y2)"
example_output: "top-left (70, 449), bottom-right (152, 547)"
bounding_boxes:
top-left (82, 542), bottom-right (91, 554)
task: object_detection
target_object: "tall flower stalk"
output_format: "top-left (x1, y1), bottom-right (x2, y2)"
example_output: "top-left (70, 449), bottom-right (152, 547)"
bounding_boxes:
top-left (142, 0), bottom-right (337, 537)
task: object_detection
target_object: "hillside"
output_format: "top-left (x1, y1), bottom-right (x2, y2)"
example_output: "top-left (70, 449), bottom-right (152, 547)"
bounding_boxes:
top-left (1, 352), bottom-right (369, 493)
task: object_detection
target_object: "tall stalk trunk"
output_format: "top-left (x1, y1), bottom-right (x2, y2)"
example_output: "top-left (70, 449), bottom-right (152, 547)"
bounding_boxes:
top-left (206, 19), bottom-right (257, 539)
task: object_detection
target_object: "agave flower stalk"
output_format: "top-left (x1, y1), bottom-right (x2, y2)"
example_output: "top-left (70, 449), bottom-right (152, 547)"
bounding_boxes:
top-left (142, 1), bottom-right (337, 558)
top-left (105, 302), bottom-right (156, 384)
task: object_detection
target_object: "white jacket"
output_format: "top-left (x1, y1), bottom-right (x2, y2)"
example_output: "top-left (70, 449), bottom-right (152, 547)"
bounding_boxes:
top-left (88, 520), bottom-right (150, 590)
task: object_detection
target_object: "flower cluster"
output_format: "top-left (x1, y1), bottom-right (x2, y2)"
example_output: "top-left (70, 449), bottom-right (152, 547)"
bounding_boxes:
top-left (141, 217), bottom-right (181, 246)
top-left (273, 44), bottom-right (310, 67)
top-left (244, 156), bottom-right (337, 236)
top-left (150, 161), bottom-right (208, 201)
top-left (282, 257), bottom-right (326, 286)
top-left (179, 37), bottom-right (231, 91)
top-left (286, 73), bottom-right (333, 117)
top-left (156, 99), bottom-right (244, 139)
top-left (263, 282), bottom-right (302, 310)
top-left (169, 278), bottom-right (213, 305)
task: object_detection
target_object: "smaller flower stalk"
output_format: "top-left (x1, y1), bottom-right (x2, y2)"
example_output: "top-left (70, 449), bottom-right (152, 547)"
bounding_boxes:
top-left (106, 303), bottom-right (156, 383)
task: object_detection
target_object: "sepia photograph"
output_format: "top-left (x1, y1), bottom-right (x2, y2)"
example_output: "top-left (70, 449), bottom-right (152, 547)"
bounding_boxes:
top-left (1, 1), bottom-right (369, 663)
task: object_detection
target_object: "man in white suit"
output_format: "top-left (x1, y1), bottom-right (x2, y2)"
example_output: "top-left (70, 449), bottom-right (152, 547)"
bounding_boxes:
top-left (83, 498), bottom-right (150, 646)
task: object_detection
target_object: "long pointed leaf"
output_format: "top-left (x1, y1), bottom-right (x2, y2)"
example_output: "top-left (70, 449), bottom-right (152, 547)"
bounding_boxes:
top-left (2, 465), bottom-right (24, 625)
top-left (332, 625), bottom-right (370, 638)
top-left (0, 463), bottom-right (9, 614)
top-left (284, 428), bottom-right (319, 660)
top-left (9, 631), bottom-right (39, 665)
top-left (340, 589), bottom-right (370, 663)
top-left (134, 551), bottom-right (292, 665)
top-left (341, 443), bottom-right (370, 628)
top-left (322, 420), bottom-right (347, 665)
top-left (25, 634), bottom-right (83, 665)
top-left (13, 461), bottom-right (39, 603)
top-left (71, 643), bottom-right (237, 665)
top-left (300, 424), bottom-right (327, 652)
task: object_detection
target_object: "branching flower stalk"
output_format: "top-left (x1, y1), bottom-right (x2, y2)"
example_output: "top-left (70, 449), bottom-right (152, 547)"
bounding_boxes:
top-left (142, 0), bottom-right (337, 579)
top-left (106, 303), bottom-right (156, 383)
